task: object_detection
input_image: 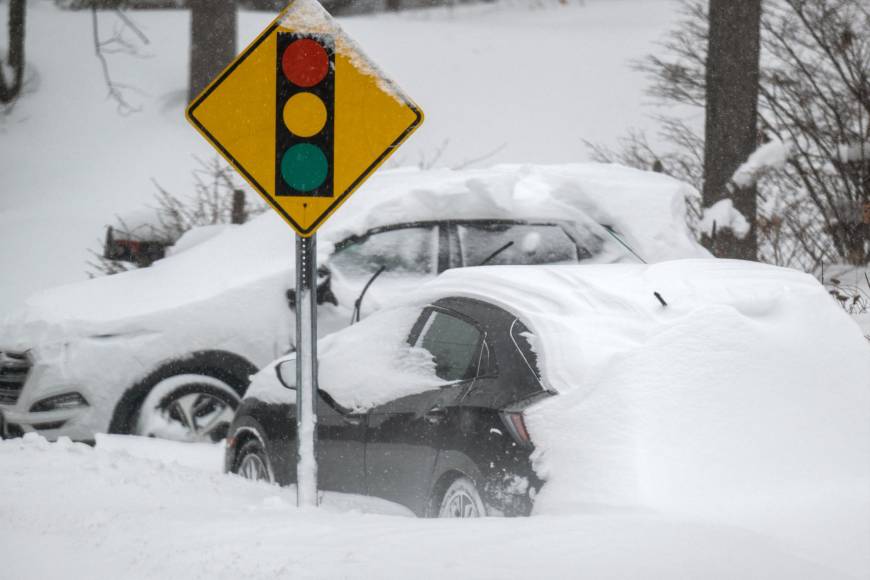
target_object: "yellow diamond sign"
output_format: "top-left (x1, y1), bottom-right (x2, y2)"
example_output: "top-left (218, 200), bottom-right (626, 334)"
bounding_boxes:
top-left (186, 0), bottom-right (423, 236)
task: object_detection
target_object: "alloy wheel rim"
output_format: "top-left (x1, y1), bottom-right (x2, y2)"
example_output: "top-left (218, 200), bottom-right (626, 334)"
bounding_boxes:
top-left (239, 453), bottom-right (269, 481)
top-left (446, 490), bottom-right (481, 518)
top-left (161, 392), bottom-right (235, 443)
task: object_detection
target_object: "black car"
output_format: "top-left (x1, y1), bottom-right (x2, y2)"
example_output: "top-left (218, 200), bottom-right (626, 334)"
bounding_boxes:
top-left (224, 295), bottom-right (551, 517)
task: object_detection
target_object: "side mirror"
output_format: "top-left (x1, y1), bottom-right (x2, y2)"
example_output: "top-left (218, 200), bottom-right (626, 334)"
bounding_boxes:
top-left (285, 265), bottom-right (338, 309)
top-left (275, 359), bottom-right (297, 390)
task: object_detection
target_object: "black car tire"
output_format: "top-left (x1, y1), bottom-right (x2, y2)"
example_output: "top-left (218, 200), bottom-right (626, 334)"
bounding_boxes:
top-left (233, 437), bottom-right (273, 483)
top-left (437, 476), bottom-right (487, 518)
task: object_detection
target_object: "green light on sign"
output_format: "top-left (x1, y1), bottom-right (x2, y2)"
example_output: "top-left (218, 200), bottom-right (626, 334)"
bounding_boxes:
top-left (281, 143), bottom-right (329, 192)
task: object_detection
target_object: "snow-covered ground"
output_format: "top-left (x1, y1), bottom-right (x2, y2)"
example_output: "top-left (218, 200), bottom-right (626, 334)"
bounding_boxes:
top-left (0, 0), bottom-right (681, 319)
top-left (0, 433), bottom-right (861, 580)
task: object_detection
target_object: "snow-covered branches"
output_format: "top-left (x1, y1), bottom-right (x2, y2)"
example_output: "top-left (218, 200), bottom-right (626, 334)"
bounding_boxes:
top-left (593, 0), bottom-right (870, 270)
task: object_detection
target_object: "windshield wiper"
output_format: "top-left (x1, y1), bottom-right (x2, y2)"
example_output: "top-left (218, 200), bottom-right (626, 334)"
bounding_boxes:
top-left (478, 241), bottom-right (514, 266)
top-left (350, 265), bottom-right (387, 325)
top-left (602, 225), bottom-right (646, 264)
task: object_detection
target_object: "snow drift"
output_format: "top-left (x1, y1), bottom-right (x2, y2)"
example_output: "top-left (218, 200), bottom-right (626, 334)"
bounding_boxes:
top-left (2, 432), bottom-right (856, 580)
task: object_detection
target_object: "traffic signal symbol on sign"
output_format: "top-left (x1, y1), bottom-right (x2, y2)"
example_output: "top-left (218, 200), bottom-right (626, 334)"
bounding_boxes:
top-left (276, 33), bottom-right (334, 198)
top-left (185, 1), bottom-right (423, 237)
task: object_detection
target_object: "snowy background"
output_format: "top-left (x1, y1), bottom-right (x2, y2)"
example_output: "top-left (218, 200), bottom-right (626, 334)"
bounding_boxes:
top-left (0, 0), bottom-right (684, 319)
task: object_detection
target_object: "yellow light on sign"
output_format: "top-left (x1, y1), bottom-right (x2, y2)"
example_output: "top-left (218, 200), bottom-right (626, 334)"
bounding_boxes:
top-left (284, 92), bottom-right (327, 138)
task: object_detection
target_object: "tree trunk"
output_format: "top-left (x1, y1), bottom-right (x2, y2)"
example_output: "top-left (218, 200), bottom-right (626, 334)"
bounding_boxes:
top-left (188, 0), bottom-right (236, 103)
top-left (701, 0), bottom-right (762, 260)
top-left (0, 0), bottom-right (26, 104)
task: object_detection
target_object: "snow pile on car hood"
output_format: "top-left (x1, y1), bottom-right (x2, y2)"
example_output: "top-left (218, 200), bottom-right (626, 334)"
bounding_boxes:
top-left (415, 260), bottom-right (870, 523)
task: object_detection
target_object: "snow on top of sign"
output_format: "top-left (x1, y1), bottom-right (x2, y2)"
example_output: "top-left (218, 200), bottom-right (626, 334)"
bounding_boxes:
top-left (278, 0), bottom-right (407, 103)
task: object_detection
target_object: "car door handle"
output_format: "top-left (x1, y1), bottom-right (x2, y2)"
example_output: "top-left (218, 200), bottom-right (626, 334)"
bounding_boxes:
top-left (424, 406), bottom-right (447, 424)
top-left (342, 415), bottom-right (364, 426)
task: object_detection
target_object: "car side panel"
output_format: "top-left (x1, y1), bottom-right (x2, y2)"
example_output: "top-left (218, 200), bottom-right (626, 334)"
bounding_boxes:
top-left (365, 381), bottom-right (468, 515)
top-left (317, 395), bottom-right (366, 495)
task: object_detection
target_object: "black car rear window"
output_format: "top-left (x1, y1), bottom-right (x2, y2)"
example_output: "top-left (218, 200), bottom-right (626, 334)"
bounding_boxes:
top-left (416, 311), bottom-right (482, 382)
top-left (510, 319), bottom-right (543, 383)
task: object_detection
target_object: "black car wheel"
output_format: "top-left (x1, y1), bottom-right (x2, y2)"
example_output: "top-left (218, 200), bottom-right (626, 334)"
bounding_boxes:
top-left (234, 437), bottom-right (272, 483)
top-left (438, 476), bottom-right (486, 518)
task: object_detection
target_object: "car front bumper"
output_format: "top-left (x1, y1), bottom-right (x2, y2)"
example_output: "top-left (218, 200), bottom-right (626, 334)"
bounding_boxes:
top-left (0, 402), bottom-right (97, 442)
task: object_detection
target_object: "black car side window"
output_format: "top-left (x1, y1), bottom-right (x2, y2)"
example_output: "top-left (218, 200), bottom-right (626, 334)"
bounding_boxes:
top-left (416, 310), bottom-right (482, 382)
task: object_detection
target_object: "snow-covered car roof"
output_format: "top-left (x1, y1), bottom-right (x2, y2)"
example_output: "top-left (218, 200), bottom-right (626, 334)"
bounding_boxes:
top-left (3, 163), bottom-right (706, 338)
top-left (411, 259), bottom-right (822, 396)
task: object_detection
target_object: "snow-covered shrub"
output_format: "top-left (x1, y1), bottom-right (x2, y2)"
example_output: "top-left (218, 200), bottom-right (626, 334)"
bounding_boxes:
top-left (87, 157), bottom-right (266, 277)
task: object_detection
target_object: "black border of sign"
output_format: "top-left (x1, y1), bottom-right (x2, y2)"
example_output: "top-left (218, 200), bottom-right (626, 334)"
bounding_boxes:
top-left (185, 15), bottom-right (424, 237)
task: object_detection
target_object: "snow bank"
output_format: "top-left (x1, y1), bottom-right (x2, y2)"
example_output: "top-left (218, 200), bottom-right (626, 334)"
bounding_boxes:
top-left (415, 260), bottom-right (870, 574)
top-left (0, 433), bottom-right (857, 580)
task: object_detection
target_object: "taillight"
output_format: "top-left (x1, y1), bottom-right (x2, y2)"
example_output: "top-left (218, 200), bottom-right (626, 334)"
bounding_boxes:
top-left (500, 411), bottom-right (532, 448)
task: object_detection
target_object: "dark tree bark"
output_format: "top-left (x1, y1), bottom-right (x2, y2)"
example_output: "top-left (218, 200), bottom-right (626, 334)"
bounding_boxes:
top-left (188, 0), bottom-right (236, 102)
top-left (702, 0), bottom-right (762, 260)
top-left (0, 0), bottom-right (26, 104)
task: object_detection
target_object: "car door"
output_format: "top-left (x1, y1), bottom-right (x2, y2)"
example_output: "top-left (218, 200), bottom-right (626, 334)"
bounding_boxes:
top-left (365, 307), bottom-right (486, 514)
top-left (316, 390), bottom-right (367, 495)
top-left (276, 357), bottom-right (367, 495)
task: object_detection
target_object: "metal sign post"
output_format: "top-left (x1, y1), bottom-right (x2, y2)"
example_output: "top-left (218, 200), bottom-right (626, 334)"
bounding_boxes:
top-left (294, 233), bottom-right (318, 507)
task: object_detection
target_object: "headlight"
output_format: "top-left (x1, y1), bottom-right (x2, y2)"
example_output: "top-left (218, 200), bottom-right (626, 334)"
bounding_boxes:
top-left (30, 392), bottom-right (89, 412)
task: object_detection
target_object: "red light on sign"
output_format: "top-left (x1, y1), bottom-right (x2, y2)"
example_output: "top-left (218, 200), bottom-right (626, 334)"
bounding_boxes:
top-left (281, 38), bottom-right (329, 88)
